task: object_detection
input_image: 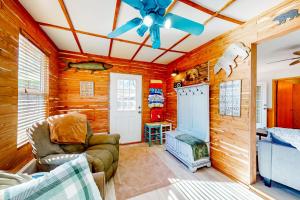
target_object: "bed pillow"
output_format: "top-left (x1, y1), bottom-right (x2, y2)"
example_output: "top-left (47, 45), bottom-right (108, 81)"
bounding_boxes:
top-left (0, 154), bottom-right (101, 200)
top-left (268, 127), bottom-right (298, 149)
top-left (270, 132), bottom-right (294, 148)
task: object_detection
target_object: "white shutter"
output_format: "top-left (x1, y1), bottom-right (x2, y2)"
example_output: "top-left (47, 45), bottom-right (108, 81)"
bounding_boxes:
top-left (17, 34), bottom-right (49, 147)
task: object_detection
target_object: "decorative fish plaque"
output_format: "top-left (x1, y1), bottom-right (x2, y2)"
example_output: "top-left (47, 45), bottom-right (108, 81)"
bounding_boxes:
top-left (65, 61), bottom-right (113, 73)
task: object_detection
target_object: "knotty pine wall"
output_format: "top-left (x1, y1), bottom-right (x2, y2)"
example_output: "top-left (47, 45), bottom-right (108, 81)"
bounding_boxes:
top-left (0, 0), bottom-right (58, 170)
top-left (57, 52), bottom-right (167, 136)
top-left (165, 0), bottom-right (300, 184)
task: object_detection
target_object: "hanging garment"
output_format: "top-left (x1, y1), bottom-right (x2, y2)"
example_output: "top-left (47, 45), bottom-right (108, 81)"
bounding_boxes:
top-left (150, 108), bottom-right (164, 122)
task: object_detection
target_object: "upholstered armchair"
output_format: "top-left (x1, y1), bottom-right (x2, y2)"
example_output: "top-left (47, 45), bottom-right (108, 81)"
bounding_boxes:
top-left (26, 119), bottom-right (120, 181)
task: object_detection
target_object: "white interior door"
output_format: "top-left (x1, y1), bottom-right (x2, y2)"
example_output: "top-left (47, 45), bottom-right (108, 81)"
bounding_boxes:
top-left (256, 82), bottom-right (267, 128)
top-left (110, 73), bottom-right (142, 144)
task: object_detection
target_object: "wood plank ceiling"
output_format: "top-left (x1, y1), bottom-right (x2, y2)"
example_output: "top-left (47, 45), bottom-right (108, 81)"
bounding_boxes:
top-left (19, 0), bottom-right (285, 64)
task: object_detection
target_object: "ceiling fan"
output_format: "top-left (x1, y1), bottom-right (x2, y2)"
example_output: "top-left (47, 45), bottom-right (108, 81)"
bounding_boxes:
top-left (107, 0), bottom-right (205, 49)
top-left (268, 51), bottom-right (300, 66)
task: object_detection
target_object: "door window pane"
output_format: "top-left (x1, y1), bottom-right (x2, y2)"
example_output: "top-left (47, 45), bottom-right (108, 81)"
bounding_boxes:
top-left (117, 79), bottom-right (136, 111)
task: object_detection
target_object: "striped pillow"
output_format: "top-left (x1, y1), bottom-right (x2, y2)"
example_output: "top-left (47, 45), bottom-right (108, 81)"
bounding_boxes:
top-left (0, 154), bottom-right (101, 200)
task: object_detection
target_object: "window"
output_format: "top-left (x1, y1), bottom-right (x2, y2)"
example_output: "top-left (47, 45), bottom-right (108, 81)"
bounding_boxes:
top-left (117, 79), bottom-right (136, 111)
top-left (17, 34), bottom-right (49, 147)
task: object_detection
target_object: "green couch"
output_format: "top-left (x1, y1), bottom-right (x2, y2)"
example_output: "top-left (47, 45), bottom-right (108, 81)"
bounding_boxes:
top-left (26, 119), bottom-right (120, 181)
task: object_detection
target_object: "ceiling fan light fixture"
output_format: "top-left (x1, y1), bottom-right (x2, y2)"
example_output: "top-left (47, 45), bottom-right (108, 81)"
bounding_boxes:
top-left (107, 0), bottom-right (205, 49)
top-left (164, 18), bottom-right (172, 29)
top-left (143, 15), bottom-right (153, 27)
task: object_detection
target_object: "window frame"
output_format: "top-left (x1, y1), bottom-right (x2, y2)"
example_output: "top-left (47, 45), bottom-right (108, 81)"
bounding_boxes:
top-left (17, 34), bottom-right (49, 148)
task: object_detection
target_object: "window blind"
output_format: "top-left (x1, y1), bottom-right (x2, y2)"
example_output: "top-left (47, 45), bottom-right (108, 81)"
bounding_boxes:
top-left (17, 34), bottom-right (49, 147)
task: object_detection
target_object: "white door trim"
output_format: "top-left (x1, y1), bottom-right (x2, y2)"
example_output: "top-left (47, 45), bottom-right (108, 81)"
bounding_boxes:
top-left (256, 81), bottom-right (267, 129)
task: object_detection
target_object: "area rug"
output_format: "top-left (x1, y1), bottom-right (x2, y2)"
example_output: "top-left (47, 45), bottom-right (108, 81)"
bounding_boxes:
top-left (114, 145), bottom-right (175, 200)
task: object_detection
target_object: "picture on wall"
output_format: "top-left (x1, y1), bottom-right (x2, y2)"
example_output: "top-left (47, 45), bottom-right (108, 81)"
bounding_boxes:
top-left (80, 81), bottom-right (94, 97)
top-left (219, 80), bottom-right (241, 117)
top-left (174, 62), bottom-right (209, 86)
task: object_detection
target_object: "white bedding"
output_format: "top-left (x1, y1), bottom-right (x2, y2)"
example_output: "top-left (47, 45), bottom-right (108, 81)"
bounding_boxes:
top-left (268, 127), bottom-right (300, 151)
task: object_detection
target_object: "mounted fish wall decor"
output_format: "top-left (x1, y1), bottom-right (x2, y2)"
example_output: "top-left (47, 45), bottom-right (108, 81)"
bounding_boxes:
top-left (65, 61), bottom-right (113, 74)
top-left (214, 42), bottom-right (250, 77)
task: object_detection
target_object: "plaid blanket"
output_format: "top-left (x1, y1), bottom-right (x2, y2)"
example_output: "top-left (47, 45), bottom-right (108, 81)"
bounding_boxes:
top-left (0, 154), bottom-right (101, 200)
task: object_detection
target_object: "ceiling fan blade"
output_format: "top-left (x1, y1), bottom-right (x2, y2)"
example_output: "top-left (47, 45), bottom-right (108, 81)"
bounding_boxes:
top-left (290, 60), bottom-right (300, 66)
top-left (137, 24), bottom-right (148, 37)
top-left (156, 0), bottom-right (173, 9)
top-left (164, 13), bottom-right (204, 35)
top-left (267, 57), bottom-right (300, 64)
top-left (294, 51), bottom-right (300, 56)
top-left (150, 24), bottom-right (161, 49)
top-left (108, 18), bottom-right (142, 38)
top-left (122, 0), bottom-right (143, 10)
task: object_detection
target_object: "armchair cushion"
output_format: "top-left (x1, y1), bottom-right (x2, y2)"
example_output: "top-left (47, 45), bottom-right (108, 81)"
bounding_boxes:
top-left (88, 134), bottom-right (120, 146)
top-left (27, 121), bottom-right (64, 158)
top-left (60, 144), bottom-right (85, 154)
top-left (38, 154), bottom-right (81, 166)
top-left (86, 150), bottom-right (113, 172)
top-left (87, 144), bottom-right (119, 162)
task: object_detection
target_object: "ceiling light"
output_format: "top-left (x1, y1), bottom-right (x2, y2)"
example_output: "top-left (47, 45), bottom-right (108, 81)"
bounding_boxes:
top-left (164, 18), bottom-right (171, 29)
top-left (143, 15), bottom-right (153, 27)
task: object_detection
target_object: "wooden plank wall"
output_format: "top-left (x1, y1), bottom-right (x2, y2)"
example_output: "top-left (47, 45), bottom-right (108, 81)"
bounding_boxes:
top-left (0, 0), bottom-right (58, 170)
top-left (57, 52), bottom-right (168, 137)
top-left (165, 0), bottom-right (300, 184)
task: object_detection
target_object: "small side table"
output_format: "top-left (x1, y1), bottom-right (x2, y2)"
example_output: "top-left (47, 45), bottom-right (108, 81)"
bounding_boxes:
top-left (256, 128), bottom-right (268, 140)
top-left (144, 122), bottom-right (172, 146)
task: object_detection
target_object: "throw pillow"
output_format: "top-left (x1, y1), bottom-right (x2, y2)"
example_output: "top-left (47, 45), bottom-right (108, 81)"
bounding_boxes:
top-left (60, 121), bottom-right (93, 153)
top-left (48, 113), bottom-right (87, 144)
top-left (0, 154), bottom-right (101, 200)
